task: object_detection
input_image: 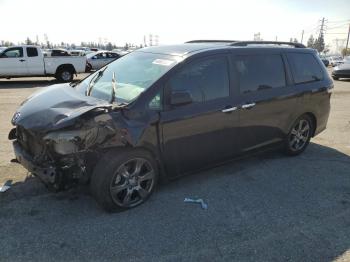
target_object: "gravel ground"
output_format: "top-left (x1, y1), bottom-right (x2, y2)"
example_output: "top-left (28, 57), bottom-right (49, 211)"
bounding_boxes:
top-left (0, 73), bottom-right (350, 262)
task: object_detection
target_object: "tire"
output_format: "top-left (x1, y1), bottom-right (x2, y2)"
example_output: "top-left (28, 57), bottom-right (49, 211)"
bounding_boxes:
top-left (56, 68), bottom-right (74, 82)
top-left (85, 63), bottom-right (92, 73)
top-left (90, 148), bottom-right (159, 212)
top-left (284, 115), bottom-right (314, 156)
top-left (332, 76), bottom-right (339, 80)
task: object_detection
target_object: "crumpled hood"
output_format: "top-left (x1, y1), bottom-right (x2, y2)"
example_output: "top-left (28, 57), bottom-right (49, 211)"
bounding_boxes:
top-left (12, 83), bottom-right (111, 132)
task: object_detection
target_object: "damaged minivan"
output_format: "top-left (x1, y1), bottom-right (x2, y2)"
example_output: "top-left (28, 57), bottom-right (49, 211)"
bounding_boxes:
top-left (9, 41), bottom-right (332, 212)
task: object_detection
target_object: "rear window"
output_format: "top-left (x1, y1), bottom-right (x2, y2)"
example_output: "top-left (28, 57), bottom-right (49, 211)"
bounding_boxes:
top-left (234, 54), bottom-right (286, 94)
top-left (26, 47), bottom-right (38, 57)
top-left (287, 53), bottom-right (323, 84)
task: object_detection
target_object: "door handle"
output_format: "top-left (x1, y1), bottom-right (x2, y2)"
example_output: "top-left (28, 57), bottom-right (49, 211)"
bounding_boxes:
top-left (222, 106), bottom-right (238, 113)
top-left (241, 102), bottom-right (256, 109)
top-left (19, 59), bottom-right (26, 62)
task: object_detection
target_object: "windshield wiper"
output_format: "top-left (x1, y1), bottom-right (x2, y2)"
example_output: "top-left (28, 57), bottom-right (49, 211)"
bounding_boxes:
top-left (110, 72), bottom-right (117, 104)
top-left (86, 66), bottom-right (108, 96)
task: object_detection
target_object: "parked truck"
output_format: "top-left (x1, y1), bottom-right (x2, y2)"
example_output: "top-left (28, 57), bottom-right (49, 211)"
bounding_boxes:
top-left (0, 45), bottom-right (87, 82)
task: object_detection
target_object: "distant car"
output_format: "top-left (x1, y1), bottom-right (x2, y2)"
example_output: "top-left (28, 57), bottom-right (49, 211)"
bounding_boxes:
top-left (320, 57), bottom-right (329, 67)
top-left (329, 56), bottom-right (343, 67)
top-left (44, 49), bottom-right (71, 57)
top-left (86, 51), bottom-right (121, 70)
top-left (69, 50), bottom-right (87, 56)
top-left (332, 59), bottom-right (350, 80)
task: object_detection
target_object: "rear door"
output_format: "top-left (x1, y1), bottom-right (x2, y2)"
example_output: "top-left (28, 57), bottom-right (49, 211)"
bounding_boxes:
top-left (26, 47), bottom-right (44, 75)
top-left (160, 54), bottom-right (241, 177)
top-left (231, 50), bottom-right (300, 152)
top-left (0, 47), bottom-right (28, 76)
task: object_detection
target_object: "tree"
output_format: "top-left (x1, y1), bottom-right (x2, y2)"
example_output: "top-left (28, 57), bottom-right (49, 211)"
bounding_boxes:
top-left (314, 33), bottom-right (325, 53)
top-left (307, 35), bottom-right (315, 48)
top-left (25, 37), bottom-right (33, 45)
top-left (341, 48), bottom-right (350, 57)
top-left (124, 43), bottom-right (129, 50)
top-left (106, 42), bottom-right (113, 51)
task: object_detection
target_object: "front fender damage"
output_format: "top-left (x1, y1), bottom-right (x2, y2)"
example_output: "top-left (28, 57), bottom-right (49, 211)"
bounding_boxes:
top-left (12, 109), bottom-right (143, 190)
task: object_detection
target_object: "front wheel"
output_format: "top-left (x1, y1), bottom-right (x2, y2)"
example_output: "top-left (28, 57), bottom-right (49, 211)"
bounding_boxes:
top-left (90, 148), bottom-right (159, 212)
top-left (284, 115), bottom-right (314, 156)
top-left (332, 76), bottom-right (339, 80)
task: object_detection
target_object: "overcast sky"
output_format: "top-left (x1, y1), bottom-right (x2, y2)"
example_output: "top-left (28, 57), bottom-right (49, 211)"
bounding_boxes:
top-left (0, 0), bottom-right (349, 49)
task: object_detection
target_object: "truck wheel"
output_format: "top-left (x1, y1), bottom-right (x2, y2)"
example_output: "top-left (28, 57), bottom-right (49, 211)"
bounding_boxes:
top-left (90, 148), bottom-right (159, 212)
top-left (284, 115), bottom-right (314, 156)
top-left (56, 68), bottom-right (73, 82)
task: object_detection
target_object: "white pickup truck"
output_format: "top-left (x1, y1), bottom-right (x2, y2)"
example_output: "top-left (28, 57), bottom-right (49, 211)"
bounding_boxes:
top-left (0, 45), bottom-right (87, 82)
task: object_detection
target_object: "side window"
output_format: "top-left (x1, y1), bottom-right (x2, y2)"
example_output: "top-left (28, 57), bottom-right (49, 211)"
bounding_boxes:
top-left (168, 56), bottom-right (229, 103)
top-left (26, 47), bottom-right (38, 57)
top-left (235, 54), bottom-right (286, 94)
top-left (287, 53), bottom-right (323, 84)
top-left (0, 47), bottom-right (23, 58)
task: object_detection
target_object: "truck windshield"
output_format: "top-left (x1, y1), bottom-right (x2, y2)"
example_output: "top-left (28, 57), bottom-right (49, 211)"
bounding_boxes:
top-left (76, 51), bottom-right (182, 104)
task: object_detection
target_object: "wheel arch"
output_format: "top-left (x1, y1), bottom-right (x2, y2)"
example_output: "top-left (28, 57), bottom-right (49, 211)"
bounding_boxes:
top-left (55, 64), bottom-right (76, 75)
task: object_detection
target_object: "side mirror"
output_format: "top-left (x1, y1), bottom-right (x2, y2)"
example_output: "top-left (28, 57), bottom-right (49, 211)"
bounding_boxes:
top-left (170, 90), bottom-right (193, 106)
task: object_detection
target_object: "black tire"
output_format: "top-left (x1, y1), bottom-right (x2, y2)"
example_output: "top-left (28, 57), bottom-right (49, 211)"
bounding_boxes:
top-left (284, 115), bottom-right (314, 156)
top-left (332, 76), bottom-right (339, 80)
top-left (85, 63), bottom-right (92, 73)
top-left (56, 68), bottom-right (74, 82)
top-left (90, 148), bottom-right (159, 212)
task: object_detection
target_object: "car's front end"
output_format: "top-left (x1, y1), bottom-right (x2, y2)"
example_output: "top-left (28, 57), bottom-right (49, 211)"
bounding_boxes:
top-left (9, 50), bottom-right (181, 190)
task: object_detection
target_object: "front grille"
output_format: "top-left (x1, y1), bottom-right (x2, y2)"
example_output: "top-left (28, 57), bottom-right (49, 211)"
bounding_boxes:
top-left (16, 126), bottom-right (45, 159)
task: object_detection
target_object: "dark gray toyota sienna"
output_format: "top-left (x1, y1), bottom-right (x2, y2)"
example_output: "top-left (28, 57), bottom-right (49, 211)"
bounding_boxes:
top-left (9, 40), bottom-right (332, 212)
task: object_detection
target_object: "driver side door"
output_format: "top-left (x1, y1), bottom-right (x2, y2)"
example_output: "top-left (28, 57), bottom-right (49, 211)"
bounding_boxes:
top-left (0, 47), bottom-right (28, 76)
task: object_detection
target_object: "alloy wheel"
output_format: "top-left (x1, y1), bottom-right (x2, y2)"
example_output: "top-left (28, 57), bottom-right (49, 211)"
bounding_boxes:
top-left (109, 158), bottom-right (155, 207)
top-left (289, 119), bottom-right (310, 151)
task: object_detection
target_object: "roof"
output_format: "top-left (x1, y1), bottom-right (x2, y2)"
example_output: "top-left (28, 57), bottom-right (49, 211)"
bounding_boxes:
top-left (137, 41), bottom-right (308, 57)
top-left (139, 43), bottom-right (228, 56)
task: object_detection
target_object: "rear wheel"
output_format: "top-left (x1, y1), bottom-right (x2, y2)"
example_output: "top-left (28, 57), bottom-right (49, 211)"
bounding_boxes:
top-left (56, 68), bottom-right (74, 82)
top-left (284, 115), bottom-right (314, 156)
top-left (90, 148), bottom-right (158, 212)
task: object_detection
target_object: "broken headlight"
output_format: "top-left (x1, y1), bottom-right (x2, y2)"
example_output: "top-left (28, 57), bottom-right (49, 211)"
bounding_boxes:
top-left (44, 130), bottom-right (81, 155)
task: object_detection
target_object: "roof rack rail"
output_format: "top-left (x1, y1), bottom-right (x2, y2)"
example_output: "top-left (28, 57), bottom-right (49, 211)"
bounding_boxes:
top-left (185, 40), bottom-right (237, 43)
top-left (230, 41), bottom-right (306, 48)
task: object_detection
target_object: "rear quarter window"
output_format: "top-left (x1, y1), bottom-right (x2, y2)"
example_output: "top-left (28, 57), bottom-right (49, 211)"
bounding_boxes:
top-left (26, 47), bottom-right (38, 57)
top-left (286, 53), bottom-right (323, 84)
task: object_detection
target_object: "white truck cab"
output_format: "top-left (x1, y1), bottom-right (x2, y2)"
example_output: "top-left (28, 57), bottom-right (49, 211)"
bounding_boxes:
top-left (0, 45), bottom-right (87, 82)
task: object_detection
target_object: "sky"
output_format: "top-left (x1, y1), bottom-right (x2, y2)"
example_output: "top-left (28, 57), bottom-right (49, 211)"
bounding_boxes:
top-left (0, 0), bottom-right (349, 52)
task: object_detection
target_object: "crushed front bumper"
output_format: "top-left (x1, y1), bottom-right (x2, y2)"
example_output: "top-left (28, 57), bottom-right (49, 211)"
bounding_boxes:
top-left (13, 141), bottom-right (57, 185)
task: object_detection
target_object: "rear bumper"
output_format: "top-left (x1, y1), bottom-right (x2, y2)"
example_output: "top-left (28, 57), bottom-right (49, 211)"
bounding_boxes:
top-left (13, 141), bottom-right (57, 185)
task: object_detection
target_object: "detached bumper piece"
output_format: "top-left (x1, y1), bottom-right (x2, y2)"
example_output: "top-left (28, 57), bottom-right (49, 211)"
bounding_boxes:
top-left (13, 141), bottom-right (57, 186)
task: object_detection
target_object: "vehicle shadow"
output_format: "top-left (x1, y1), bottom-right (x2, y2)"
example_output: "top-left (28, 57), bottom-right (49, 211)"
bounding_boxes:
top-left (1, 142), bottom-right (350, 261)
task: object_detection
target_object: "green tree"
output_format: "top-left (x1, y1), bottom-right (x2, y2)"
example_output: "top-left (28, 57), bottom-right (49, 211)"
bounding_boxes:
top-left (341, 48), bottom-right (350, 57)
top-left (314, 33), bottom-right (325, 53)
top-left (307, 35), bottom-right (315, 48)
top-left (25, 37), bottom-right (33, 45)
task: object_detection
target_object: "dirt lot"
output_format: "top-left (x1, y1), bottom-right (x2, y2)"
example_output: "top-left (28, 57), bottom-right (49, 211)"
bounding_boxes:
top-left (0, 73), bottom-right (350, 261)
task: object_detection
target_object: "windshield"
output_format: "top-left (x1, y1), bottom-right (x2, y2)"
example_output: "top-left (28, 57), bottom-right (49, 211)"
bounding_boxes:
top-left (76, 51), bottom-right (181, 104)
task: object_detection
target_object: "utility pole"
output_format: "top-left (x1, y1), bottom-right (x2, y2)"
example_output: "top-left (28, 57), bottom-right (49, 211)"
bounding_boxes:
top-left (301, 30), bottom-right (304, 44)
top-left (345, 23), bottom-right (350, 57)
top-left (319, 17), bottom-right (326, 39)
